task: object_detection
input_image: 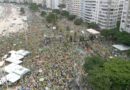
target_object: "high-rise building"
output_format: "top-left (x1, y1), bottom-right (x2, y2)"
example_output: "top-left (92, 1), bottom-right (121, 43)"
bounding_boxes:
top-left (46, 0), bottom-right (65, 9)
top-left (120, 0), bottom-right (130, 33)
top-left (118, 0), bottom-right (124, 21)
top-left (0, 0), bottom-right (45, 5)
top-left (81, 0), bottom-right (121, 29)
top-left (51, 0), bottom-right (60, 9)
top-left (66, 0), bottom-right (81, 17)
top-left (46, 0), bottom-right (52, 9)
top-left (98, 0), bottom-right (119, 29)
top-left (81, 0), bottom-right (99, 23)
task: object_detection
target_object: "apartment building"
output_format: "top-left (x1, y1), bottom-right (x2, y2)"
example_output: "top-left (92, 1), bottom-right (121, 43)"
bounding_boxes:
top-left (81, 0), bottom-right (120, 29)
top-left (51, 0), bottom-right (60, 9)
top-left (46, 0), bottom-right (65, 9)
top-left (118, 0), bottom-right (124, 21)
top-left (0, 0), bottom-right (45, 5)
top-left (98, 0), bottom-right (119, 29)
top-left (46, 0), bottom-right (51, 8)
top-left (66, 0), bottom-right (81, 17)
top-left (120, 0), bottom-right (130, 33)
top-left (81, 0), bottom-right (99, 23)
top-left (0, 0), bottom-right (30, 3)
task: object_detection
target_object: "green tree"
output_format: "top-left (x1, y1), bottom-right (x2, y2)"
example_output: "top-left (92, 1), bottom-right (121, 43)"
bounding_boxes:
top-left (52, 9), bottom-right (60, 14)
top-left (68, 15), bottom-right (76, 21)
top-left (74, 18), bottom-right (83, 25)
top-left (20, 7), bottom-right (25, 14)
top-left (84, 56), bottom-right (105, 72)
top-left (88, 22), bottom-right (99, 29)
top-left (58, 4), bottom-right (66, 14)
top-left (61, 10), bottom-right (69, 17)
top-left (116, 31), bottom-right (130, 46)
top-left (46, 13), bottom-right (58, 24)
top-left (116, 21), bottom-right (120, 30)
top-left (40, 11), bottom-right (46, 17)
top-left (29, 3), bottom-right (39, 12)
top-left (58, 4), bottom-right (66, 18)
top-left (101, 29), bottom-right (130, 46)
top-left (85, 58), bottom-right (130, 90)
top-left (127, 50), bottom-right (130, 56)
top-left (101, 29), bottom-right (118, 41)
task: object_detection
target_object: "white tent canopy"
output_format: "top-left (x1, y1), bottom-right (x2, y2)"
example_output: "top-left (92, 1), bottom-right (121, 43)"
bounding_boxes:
top-left (0, 73), bottom-right (20, 85)
top-left (14, 65), bottom-right (30, 76)
top-left (6, 51), bottom-right (24, 60)
top-left (16, 50), bottom-right (30, 57)
top-left (9, 49), bottom-right (30, 58)
top-left (3, 63), bottom-right (30, 76)
top-left (112, 44), bottom-right (130, 51)
top-left (4, 49), bottom-right (30, 64)
top-left (5, 54), bottom-right (23, 64)
top-left (6, 73), bottom-right (20, 83)
top-left (0, 49), bottom-right (31, 85)
top-left (5, 58), bottom-right (22, 64)
top-left (87, 29), bottom-right (100, 35)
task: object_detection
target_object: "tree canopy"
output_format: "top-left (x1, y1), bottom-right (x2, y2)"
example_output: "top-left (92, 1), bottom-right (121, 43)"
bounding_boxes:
top-left (88, 22), bottom-right (99, 29)
top-left (68, 15), bottom-right (76, 21)
top-left (84, 56), bottom-right (105, 72)
top-left (20, 7), bottom-right (25, 15)
top-left (29, 3), bottom-right (39, 12)
top-left (40, 11), bottom-right (46, 17)
top-left (116, 31), bottom-right (130, 46)
top-left (101, 29), bottom-right (130, 46)
top-left (74, 18), bottom-right (83, 25)
top-left (84, 57), bottom-right (130, 90)
top-left (52, 9), bottom-right (60, 14)
top-left (46, 13), bottom-right (58, 24)
top-left (61, 10), bottom-right (69, 17)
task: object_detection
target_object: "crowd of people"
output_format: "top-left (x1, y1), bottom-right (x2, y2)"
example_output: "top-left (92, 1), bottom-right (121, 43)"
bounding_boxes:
top-left (0, 4), bottom-right (128, 90)
top-left (17, 41), bottom-right (85, 90)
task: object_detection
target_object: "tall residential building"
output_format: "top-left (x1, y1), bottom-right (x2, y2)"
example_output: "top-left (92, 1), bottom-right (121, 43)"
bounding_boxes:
top-left (46, 0), bottom-right (64, 9)
top-left (81, 0), bottom-right (121, 29)
top-left (120, 0), bottom-right (130, 33)
top-left (46, 0), bottom-right (52, 9)
top-left (118, 0), bottom-right (124, 21)
top-left (51, 0), bottom-right (60, 9)
top-left (98, 0), bottom-right (119, 29)
top-left (66, 0), bottom-right (81, 17)
top-left (81, 0), bottom-right (99, 23)
top-left (0, 0), bottom-right (45, 5)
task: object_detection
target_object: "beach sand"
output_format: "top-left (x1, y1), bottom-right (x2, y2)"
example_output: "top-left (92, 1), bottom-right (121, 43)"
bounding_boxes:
top-left (0, 4), bottom-right (28, 36)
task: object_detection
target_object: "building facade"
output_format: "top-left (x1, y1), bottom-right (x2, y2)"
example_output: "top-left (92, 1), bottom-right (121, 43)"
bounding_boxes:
top-left (45, 0), bottom-right (65, 9)
top-left (98, 0), bottom-right (119, 29)
top-left (118, 0), bottom-right (124, 21)
top-left (66, 0), bottom-right (81, 17)
top-left (0, 0), bottom-right (45, 5)
top-left (81, 0), bottom-right (99, 23)
top-left (120, 0), bottom-right (130, 33)
top-left (81, 0), bottom-right (122, 29)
